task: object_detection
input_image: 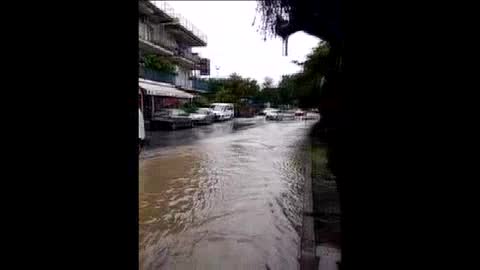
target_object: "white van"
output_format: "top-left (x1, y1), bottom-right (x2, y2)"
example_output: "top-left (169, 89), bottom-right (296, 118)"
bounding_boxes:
top-left (210, 103), bottom-right (234, 121)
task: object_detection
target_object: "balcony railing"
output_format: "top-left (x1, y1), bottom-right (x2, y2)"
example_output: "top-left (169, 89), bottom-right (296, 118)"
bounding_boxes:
top-left (152, 1), bottom-right (177, 18)
top-left (175, 49), bottom-right (201, 64)
top-left (154, 1), bottom-right (208, 44)
top-left (176, 80), bottom-right (192, 90)
top-left (191, 78), bottom-right (210, 92)
top-left (139, 66), bottom-right (176, 85)
top-left (139, 22), bottom-right (176, 51)
top-left (139, 64), bottom-right (210, 92)
top-left (174, 16), bottom-right (208, 44)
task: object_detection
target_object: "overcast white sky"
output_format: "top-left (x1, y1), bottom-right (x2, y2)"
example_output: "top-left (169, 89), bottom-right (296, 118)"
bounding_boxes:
top-left (158, 1), bottom-right (320, 86)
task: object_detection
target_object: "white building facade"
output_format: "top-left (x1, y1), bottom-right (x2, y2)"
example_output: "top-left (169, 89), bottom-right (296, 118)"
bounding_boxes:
top-left (138, 0), bottom-right (210, 122)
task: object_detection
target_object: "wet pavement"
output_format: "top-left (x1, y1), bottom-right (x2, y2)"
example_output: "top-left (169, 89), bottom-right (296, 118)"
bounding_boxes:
top-left (142, 117), bottom-right (267, 154)
top-left (139, 115), bottom-right (319, 270)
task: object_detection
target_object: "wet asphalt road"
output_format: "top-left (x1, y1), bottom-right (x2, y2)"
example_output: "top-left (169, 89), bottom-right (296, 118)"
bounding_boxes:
top-left (139, 115), bottom-right (319, 270)
top-left (143, 117), bottom-right (266, 153)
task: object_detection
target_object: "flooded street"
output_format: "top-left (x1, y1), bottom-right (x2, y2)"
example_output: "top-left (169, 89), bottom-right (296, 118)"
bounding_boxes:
top-left (140, 117), bottom-right (317, 269)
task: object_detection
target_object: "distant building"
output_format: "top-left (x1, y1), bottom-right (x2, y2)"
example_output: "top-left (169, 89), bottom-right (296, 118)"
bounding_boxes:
top-left (138, 0), bottom-right (210, 122)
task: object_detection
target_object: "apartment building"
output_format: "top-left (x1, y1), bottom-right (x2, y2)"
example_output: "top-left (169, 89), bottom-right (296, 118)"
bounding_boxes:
top-left (138, 0), bottom-right (210, 121)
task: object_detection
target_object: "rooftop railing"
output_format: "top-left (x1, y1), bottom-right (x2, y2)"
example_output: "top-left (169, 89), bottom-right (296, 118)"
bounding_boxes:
top-left (153, 1), bottom-right (208, 44)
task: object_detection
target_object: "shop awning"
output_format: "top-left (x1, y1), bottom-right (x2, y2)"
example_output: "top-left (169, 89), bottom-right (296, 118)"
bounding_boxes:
top-left (139, 79), bottom-right (194, 99)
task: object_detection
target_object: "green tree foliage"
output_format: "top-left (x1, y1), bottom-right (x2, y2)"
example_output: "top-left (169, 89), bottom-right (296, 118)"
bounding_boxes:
top-left (252, 76), bottom-right (278, 105)
top-left (192, 96), bottom-right (210, 108)
top-left (296, 42), bottom-right (330, 108)
top-left (205, 74), bottom-right (261, 107)
top-left (274, 42), bottom-right (330, 108)
top-left (198, 42), bottom-right (330, 110)
top-left (277, 74), bottom-right (298, 106)
top-left (262, 76), bottom-right (274, 89)
top-left (213, 86), bottom-right (236, 103)
top-left (223, 73), bottom-right (260, 100)
top-left (143, 54), bottom-right (177, 74)
top-left (181, 102), bottom-right (198, 114)
top-left (254, 87), bottom-right (280, 106)
top-left (201, 62), bottom-right (335, 109)
top-left (180, 96), bottom-right (211, 114)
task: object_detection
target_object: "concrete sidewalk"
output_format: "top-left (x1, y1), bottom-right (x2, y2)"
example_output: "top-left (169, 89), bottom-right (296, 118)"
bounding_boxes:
top-left (302, 132), bottom-right (341, 270)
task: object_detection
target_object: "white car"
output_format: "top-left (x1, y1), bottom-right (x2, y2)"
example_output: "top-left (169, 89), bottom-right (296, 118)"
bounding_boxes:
top-left (210, 103), bottom-right (235, 121)
top-left (280, 110), bottom-right (296, 120)
top-left (189, 108), bottom-right (215, 125)
top-left (265, 109), bottom-right (281, 120)
top-left (266, 109), bottom-right (296, 121)
top-left (260, 108), bottom-right (277, 116)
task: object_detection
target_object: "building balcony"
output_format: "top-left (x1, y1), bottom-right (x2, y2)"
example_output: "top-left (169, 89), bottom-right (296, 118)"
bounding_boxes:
top-left (139, 66), bottom-right (176, 85)
top-left (179, 50), bottom-right (201, 63)
top-left (155, 2), bottom-right (207, 47)
top-left (174, 78), bottom-right (210, 93)
top-left (139, 22), bottom-right (175, 56)
top-left (191, 78), bottom-right (210, 93)
top-left (171, 49), bottom-right (202, 68)
top-left (139, 65), bottom-right (209, 93)
top-left (139, 0), bottom-right (174, 24)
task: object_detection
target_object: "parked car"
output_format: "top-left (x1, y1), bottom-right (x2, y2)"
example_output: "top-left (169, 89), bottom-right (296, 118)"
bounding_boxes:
top-left (302, 112), bottom-right (321, 120)
top-left (210, 103), bottom-right (235, 121)
top-left (152, 109), bottom-right (193, 130)
top-left (265, 109), bottom-right (281, 120)
top-left (266, 109), bottom-right (296, 121)
top-left (295, 109), bottom-right (306, 117)
top-left (259, 108), bottom-right (277, 116)
top-left (189, 108), bottom-right (215, 125)
top-left (279, 110), bottom-right (296, 120)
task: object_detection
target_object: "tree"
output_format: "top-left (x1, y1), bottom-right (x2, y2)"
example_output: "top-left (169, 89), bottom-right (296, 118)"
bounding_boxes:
top-left (262, 77), bottom-right (274, 89)
top-left (277, 74), bottom-right (298, 106)
top-left (213, 86), bottom-right (235, 103)
top-left (204, 73), bottom-right (262, 108)
top-left (261, 88), bottom-right (281, 105)
top-left (271, 42), bottom-right (330, 108)
top-left (255, 0), bottom-right (343, 48)
top-left (142, 54), bottom-right (176, 74)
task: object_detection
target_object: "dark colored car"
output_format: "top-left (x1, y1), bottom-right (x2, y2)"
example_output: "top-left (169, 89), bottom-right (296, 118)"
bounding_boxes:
top-left (295, 109), bottom-right (306, 116)
top-left (152, 109), bottom-right (193, 130)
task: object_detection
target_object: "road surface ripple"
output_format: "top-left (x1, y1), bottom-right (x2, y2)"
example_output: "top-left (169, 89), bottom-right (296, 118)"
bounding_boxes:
top-left (140, 118), bottom-right (317, 269)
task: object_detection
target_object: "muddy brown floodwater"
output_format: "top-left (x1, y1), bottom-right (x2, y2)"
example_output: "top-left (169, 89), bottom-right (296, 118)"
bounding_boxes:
top-left (140, 119), bottom-right (316, 270)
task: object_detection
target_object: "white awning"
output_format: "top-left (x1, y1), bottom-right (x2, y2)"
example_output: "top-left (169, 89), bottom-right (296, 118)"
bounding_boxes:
top-left (139, 79), bottom-right (194, 99)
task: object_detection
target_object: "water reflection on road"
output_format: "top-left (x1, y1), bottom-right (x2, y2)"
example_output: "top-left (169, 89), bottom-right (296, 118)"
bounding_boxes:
top-left (140, 117), bottom-right (317, 269)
